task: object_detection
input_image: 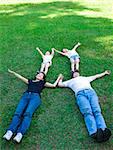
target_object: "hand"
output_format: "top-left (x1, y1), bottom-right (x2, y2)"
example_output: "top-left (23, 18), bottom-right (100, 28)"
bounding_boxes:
top-left (77, 42), bottom-right (81, 46)
top-left (52, 48), bottom-right (56, 51)
top-left (105, 70), bottom-right (111, 75)
top-left (58, 74), bottom-right (64, 80)
top-left (36, 47), bottom-right (39, 50)
top-left (8, 69), bottom-right (13, 74)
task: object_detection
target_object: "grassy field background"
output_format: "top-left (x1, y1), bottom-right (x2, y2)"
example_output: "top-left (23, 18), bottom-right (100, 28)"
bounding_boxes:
top-left (0, 0), bottom-right (113, 149)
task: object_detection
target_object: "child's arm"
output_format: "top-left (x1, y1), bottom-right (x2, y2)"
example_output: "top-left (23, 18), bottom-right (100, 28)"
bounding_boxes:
top-left (45, 74), bottom-right (63, 88)
top-left (36, 47), bottom-right (44, 58)
top-left (51, 48), bottom-right (55, 57)
top-left (8, 69), bottom-right (28, 84)
top-left (53, 48), bottom-right (67, 56)
top-left (72, 42), bottom-right (81, 51)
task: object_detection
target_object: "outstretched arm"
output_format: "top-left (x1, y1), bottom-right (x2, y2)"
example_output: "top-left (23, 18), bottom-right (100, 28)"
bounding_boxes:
top-left (57, 74), bottom-right (67, 87)
top-left (45, 74), bottom-right (63, 88)
top-left (51, 48), bottom-right (55, 57)
top-left (8, 69), bottom-right (28, 84)
top-left (87, 70), bottom-right (111, 82)
top-left (53, 48), bottom-right (67, 56)
top-left (72, 42), bottom-right (81, 51)
top-left (36, 47), bottom-right (44, 58)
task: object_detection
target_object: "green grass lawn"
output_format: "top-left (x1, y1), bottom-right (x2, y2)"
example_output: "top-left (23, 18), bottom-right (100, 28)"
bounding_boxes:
top-left (0, 0), bottom-right (113, 149)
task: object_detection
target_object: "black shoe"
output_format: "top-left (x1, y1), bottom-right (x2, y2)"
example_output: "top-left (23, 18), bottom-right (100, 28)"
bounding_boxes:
top-left (96, 128), bottom-right (104, 143)
top-left (71, 71), bottom-right (74, 78)
top-left (103, 128), bottom-right (111, 142)
top-left (90, 132), bottom-right (97, 139)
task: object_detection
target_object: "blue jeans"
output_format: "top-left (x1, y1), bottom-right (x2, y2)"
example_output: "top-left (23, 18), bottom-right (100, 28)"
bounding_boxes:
top-left (8, 92), bottom-right (41, 135)
top-left (76, 89), bottom-right (106, 135)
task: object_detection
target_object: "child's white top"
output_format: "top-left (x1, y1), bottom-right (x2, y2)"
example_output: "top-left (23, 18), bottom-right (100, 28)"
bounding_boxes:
top-left (66, 49), bottom-right (79, 59)
top-left (43, 55), bottom-right (53, 64)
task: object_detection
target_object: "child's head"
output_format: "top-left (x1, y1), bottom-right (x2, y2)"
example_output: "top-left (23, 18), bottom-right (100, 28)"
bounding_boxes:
top-left (62, 49), bottom-right (68, 53)
top-left (45, 51), bottom-right (51, 55)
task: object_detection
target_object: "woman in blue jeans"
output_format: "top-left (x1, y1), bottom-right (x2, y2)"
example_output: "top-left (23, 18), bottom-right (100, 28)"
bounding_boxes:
top-left (3, 69), bottom-right (62, 143)
top-left (58, 70), bottom-right (112, 142)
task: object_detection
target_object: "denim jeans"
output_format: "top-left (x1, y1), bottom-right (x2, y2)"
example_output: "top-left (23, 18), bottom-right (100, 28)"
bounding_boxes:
top-left (8, 92), bottom-right (41, 135)
top-left (76, 89), bottom-right (106, 135)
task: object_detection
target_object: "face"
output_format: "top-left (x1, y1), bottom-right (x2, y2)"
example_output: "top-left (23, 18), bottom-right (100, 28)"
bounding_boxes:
top-left (36, 73), bottom-right (44, 80)
top-left (62, 49), bottom-right (68, 53)
top-left (45, 51), bottom-right (50, 55)
top-left (72, 72), bottom-right (80, 78)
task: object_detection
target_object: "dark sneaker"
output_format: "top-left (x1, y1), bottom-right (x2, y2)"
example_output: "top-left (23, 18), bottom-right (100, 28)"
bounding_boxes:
top-left (96, 128), bottom-right (104, 142)
top-left (103, 128), bottom-right (111, 142)
top-left (90, 132), bottom-right (97, 139)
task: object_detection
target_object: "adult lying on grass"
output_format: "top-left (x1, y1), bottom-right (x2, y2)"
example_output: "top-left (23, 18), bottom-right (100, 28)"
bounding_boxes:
top-left (58, 70), bottom-right (111, 142)
top-left (3, 69), bottom-right (62, 143)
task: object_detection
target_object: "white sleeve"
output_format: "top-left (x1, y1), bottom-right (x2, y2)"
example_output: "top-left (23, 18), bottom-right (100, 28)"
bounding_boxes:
top-left (86, 76), bottom-right (97, 82)
top-left (61, 80), bottom-right (71, 87)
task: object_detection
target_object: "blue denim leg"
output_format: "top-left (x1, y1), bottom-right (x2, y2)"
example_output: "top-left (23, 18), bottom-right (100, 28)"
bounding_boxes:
top-left (17, 93), bottom-right (41, 134)
top-left (8, 92), bottom-right (29, 133)
top-left (89, 90), bottom-right (106, 130)
top-left (76, 90), bottom-right (97, 135)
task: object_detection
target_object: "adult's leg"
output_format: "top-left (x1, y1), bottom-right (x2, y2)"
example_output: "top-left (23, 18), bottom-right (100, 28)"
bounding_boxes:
top-left (89, 90), bottom-right (107, 130)
top-left (7, 92), bottom-right (29, 133)
top-left (17, 93), bottom-right (41, 135)
top-left (76, 91), bottom-right (97, 135)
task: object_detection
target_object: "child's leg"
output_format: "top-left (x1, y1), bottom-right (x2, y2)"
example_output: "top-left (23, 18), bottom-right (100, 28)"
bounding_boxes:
top-left (75, 59), bottom-right (80, 71)
top-left (70, 59), bottom-right (75, 72)
top-left (40, 63), bottom-right (45, 72)
top-left (44, 63), bottom-right (50, 75)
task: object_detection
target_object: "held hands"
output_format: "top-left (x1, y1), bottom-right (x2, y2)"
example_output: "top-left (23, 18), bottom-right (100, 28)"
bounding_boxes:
top-left (52, 48), bottom-right (56, 51)
top-left (58, 74), bottom-right (64, 80)
top-left (105, 70), bottom-right (111, 75)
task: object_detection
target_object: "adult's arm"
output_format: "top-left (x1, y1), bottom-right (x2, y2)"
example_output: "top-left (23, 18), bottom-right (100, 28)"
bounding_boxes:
top-left (72, 42), bottom-right (81, 51)
top-left (36, 47), bottom-right (44, 58)
top-left (8, 69), bottom-right (28, 84)
top-left (87, 70), bottom-right (111, 82)
top-left (58, 75), bottom-right (70, 87)
top-left (45, 74), bottom-right (63, 88)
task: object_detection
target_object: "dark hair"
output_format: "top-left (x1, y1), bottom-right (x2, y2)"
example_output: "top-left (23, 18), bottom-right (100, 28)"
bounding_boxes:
top-left (71, 70), bottom-right (79, 78)
top-left (33, 71), bottom-right (46, 81)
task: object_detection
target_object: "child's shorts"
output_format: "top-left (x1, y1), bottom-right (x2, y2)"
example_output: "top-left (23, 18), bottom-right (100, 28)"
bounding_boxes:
top-left (70, 55), bottom-right (80, 61)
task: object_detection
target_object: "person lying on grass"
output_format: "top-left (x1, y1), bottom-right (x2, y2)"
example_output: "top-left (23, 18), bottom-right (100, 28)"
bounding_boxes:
top-left (3, 69), bottom-right (62, 143)
top-left (58, 70), bottom-right (111, 143)
top-left (53, 42), bottom-right (81, 74)
top-left (36, 47), bottom-right (54, 75)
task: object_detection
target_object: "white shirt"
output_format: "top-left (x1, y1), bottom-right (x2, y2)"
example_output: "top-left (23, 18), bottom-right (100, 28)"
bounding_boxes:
top-left (66, 50), bottom-right (79, 59)
top-left (62, 76), bottom-right (96, 95)
top-left (43, 55), bottom-right (53, 64)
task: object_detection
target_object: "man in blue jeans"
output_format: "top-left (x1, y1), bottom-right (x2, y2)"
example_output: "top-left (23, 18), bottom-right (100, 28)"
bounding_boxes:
top-left (58, 70), bottom-right (111, 142)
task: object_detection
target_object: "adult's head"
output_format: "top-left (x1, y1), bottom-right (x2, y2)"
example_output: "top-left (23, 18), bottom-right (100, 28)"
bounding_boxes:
top-left (35, 72), bottom-right (46, 81)
top-left (62, 49), bottom-right (68, 53)
top-left (72, 71), bottom-right (80, 78)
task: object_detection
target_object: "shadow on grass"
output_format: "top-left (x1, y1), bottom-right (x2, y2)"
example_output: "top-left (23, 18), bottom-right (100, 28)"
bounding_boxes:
top-left (0, 1), bottom-right (113, 150)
